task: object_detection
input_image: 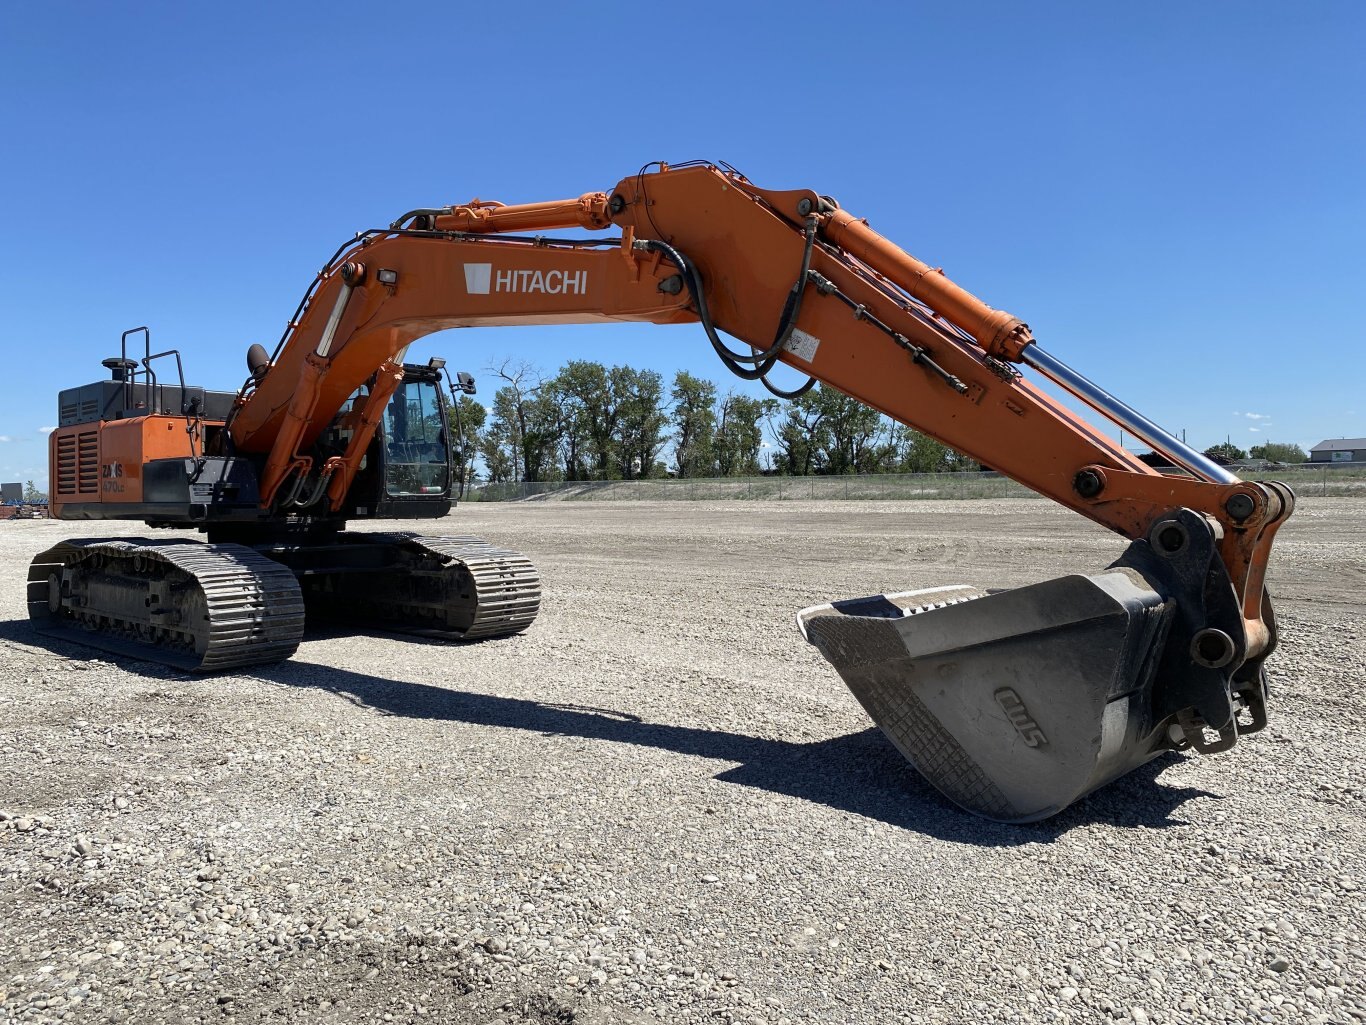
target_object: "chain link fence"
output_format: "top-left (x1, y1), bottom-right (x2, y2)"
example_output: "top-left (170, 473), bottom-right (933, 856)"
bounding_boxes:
top-left (469, 463), bottom-right (1366, 503)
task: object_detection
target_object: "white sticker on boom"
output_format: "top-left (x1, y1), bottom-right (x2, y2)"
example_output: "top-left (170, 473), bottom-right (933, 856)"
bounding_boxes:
top-left (784, 328), bottom-right (821, 363)
top-left (464, 263), bottom-right (492, 294)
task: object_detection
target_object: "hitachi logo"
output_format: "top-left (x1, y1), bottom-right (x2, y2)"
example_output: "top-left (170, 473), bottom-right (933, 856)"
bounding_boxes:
top-left (463, 263), bottom-right (587, 296)
top-left (994, 687), bottom-right (1048, 747)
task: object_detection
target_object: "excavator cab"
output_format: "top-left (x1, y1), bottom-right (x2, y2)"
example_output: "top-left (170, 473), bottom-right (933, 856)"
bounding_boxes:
top-left (337, 362), bottom-right (455, 520)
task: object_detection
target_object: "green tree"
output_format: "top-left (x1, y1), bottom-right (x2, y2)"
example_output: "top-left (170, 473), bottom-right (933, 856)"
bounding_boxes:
top-left (612, 367), bottom-right (668, 479)
top-left (547, 360), bottom-right (622, 479)
top-left (769, 395), bottom-right (825, 476)
top-left (24, 480), bottom-right (46, 502)
top-left (478, 426), bottom-right (515, 484)
top-left (545, 360), bottom-right (605, 480)
top-left (670, 371), bottom-right (717, 477)
top-left (521, 391), bottom-right (562, 483)
top-left (891, 425), bottom-right (977, 473)
top-left (480, 386), bottom-right (521, 483)
top-left (714, 392), bottom-right (778, 476)
top-left (1249, 442), bottom-right (1307, 464)
top-left (797, 385), bottom-right (889, 474)
top-left (484, 361), bottom-right (560, 483)
top-left (446, 394), bottom-right (485, 489)
top-left (1203, 442), bottom-right (1247, 463)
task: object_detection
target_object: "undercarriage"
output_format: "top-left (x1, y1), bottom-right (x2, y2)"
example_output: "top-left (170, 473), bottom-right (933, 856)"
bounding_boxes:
top-left (27, 531), bottom-right (540, 671)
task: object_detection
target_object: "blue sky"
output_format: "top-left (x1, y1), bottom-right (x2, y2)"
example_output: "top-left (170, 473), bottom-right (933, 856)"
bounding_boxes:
top-left (2, 2), bottom-right (1363, 487)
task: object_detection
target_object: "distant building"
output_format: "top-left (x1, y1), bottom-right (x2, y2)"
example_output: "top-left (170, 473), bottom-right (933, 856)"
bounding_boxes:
top-left (1, 482), bottom-right (21, 504)
top-left (1310, 438), bottom-right (1366, 463)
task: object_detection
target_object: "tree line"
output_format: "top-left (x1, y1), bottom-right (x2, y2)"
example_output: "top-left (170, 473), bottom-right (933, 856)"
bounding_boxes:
top-left (450, 360), bottom-right (979, 484)
top-left (1202, 441), bottom-right (1308, 465)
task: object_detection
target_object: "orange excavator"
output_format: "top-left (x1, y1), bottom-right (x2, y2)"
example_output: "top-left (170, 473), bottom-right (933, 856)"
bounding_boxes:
top-left (31, 162), bottom-right (1293, 822)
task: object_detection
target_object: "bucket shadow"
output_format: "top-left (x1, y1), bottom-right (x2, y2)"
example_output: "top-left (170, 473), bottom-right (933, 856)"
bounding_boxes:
top-left (1, 617), bottom-right (1218, 844)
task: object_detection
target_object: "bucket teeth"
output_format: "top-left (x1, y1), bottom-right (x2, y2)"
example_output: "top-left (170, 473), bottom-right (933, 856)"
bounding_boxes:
top-left (799, 571), bottom-right (1177, 823)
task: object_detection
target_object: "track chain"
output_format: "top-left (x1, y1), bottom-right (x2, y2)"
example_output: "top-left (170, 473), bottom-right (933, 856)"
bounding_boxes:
top-left (28, 538), bottom-right (304, 672)
top-left (359, 532), bottom-right (541, 640)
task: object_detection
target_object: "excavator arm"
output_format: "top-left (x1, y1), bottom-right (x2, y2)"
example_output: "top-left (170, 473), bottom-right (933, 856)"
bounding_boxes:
top-left (228, 163), bottom-right (1293, 821)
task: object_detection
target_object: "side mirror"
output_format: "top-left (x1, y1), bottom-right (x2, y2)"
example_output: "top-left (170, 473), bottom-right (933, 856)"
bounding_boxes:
top-left (456, 371), bottom-right (477, 395)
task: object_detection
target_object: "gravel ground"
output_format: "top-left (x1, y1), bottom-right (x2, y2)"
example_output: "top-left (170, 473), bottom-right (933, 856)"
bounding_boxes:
top-left (1, 498), bottom-right (1362, 1025)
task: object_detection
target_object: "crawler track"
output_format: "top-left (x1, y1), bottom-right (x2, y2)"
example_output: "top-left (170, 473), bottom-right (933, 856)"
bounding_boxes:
top-left (27, 538), bottom-right (305, 672)
top-left (26, 531), bottom-right (537, 672)
top-left (293, 532), bottom-right (541, 641)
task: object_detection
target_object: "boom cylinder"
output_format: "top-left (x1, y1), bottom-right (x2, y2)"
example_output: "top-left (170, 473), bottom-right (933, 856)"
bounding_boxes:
top-left (820, 210), bottom-right (1033, 360)
top-left (436, 193), bottom-right (612, 234)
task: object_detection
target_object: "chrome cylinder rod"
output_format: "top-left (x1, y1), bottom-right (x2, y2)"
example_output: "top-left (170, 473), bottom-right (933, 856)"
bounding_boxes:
top-left (1019, 343), bottom-right (1239, 485)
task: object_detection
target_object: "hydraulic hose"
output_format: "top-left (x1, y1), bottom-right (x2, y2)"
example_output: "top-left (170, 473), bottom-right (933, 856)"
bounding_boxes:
top-left (640, 237), bottom-right (817, 398)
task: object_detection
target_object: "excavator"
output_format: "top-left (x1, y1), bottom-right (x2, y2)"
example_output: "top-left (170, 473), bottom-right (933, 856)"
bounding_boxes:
top-left (30, 161), bottom-right (1294, 823)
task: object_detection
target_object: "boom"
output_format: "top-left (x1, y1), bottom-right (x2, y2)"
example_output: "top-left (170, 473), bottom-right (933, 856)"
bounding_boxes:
top-left (229, 163), bottom-right (1289, 667)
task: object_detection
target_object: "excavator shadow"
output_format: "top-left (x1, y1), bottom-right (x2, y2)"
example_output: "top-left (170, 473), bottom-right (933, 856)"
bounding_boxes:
top-left (0, 618), bottom-right (209, 680)
top-left (0, 618), bottom-right (1217, 843)
top-left (256, 659), bottom-right (1216, 845)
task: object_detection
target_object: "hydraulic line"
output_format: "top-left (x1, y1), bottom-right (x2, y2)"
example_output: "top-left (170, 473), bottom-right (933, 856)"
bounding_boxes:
top-left (758, 368), bottom-right (818, 401)
top-left (696, 216), bottom-right (820, 365)
top-left (639, 239), bottom-right (818, 398)
top-left (806, 272), bottom-right (968, 395)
